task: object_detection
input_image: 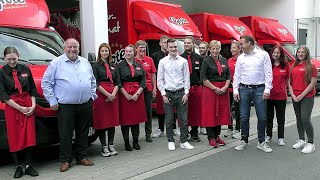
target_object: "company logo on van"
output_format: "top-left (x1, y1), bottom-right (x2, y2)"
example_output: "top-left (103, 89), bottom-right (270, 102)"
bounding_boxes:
top-left (278, 28), bottom-right (288, 36)
top-left (234, 25), bottom-right (246, 35)
top-left (0, 0), bottom-right (26, 12)
top-left (169, 16), bottom-right (189, 26)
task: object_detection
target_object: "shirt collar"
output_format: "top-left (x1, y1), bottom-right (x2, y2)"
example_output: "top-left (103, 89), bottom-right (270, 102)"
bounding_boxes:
top-left (63, 53), bottom-right (80, 63)
top-left (169, 55), bottom-right (179, 60)
top-left (244, 48), bottom-right (258, 56)
top-left (3, 63), bottom-right (23, 74)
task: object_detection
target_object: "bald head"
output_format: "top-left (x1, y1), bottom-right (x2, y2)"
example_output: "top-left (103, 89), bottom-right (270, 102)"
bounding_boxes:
top-left (64, 38), bottom-right (80, 61)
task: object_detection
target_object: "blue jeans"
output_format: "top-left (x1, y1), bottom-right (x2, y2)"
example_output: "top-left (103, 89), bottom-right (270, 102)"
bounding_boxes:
top-left (239, 85), bottom-right (266, 143)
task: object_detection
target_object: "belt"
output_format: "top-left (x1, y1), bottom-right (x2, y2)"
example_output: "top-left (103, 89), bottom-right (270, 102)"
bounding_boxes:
top-left (165, 88), bottom-right (184, 94)
top-left (240, 83), bottom-right (265, 88)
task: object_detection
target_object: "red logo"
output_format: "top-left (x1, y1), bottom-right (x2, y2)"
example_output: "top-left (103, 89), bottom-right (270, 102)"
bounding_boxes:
top-left (136, 67), bottom-right (141, 70)
top-left (110, 67), bottom-right (115, 70)
top-left (195, 61), bottom-right (200, 64)
top-left (280, 70), bottom-right (286, 72)
top-left (21, 73), bottom-right (28, 77)
top-left (221, 65), bottom-right (226, 67)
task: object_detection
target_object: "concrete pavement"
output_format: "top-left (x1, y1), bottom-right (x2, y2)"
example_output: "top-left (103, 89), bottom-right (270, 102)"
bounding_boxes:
top-left (0, 96), bottom-right (319, 180)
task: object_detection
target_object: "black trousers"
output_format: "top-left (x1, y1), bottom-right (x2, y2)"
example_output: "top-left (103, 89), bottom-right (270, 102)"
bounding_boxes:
top-left (96, 127), bottom-right (116, 146)
top-left (228, 92), bottom-right (240, 131)
top-left (266, 99), bottom-right (286, 138)
top-left (190, 126), bottom-right (199, 137)
top-left (144, 91), bottom-right (153, 136)
top-left (121, 124), bottom-right (140, 143)
top-left (57, 99), bottom-right (93, 163)
top-left (206, 126), bottom-right (221, 140)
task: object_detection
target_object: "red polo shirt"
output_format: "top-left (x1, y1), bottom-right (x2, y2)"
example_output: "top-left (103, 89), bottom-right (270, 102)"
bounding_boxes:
top-left (136, 56), bottom-right (156, 91)
top-left (291, 62), bottom-right (317, 98)
top-left (227, 56), bottom-right (237, 92)
top-left (270, 64), bottom-right (290, 100)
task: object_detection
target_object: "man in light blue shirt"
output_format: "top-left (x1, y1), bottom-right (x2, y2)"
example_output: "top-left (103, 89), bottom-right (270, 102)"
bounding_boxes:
top-left (41, 38), bottom-right (97, 172)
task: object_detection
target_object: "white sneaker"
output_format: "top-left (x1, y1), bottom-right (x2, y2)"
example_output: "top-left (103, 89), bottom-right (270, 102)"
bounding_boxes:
top-left (301, 143), bottom-right (315, 154)
top-left (231, 130), bottom-right (241, 139)
top-left (200, 127), bottom-right (207, 135)
top-left (108, 145), bottom-right (118, 155)
top-left (180, 142), bottom-right (194, 150)
top-left (101, 146), bottom-right (111, 157)
top-left (277, 138), bottom-right (285, 146)
top-left (265, 136), bottom-right (271, 143)
top-left (168, 142), bottom-right (175, 151)
top-left (235, 140), bottom-right (248, 151)
top-left (292, 140), bottom-right (306, 149)
top-left (152, 129), bottom-right (164, 138)
top-left (257, 142), bottom-right (272, 153)
top-left (224, 129), bottom-right (233, 138)
top-left (173, 128), bottom-right (180, 136)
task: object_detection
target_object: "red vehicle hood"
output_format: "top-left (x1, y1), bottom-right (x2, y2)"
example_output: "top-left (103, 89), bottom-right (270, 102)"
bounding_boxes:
top-left (28, 65), bottom-right (48, 98)
top-left (311, 59), bottom-right (320, 68)
top-left (0, 0), bottom-right (50, 29)
top-left (207, 13), bottom-right (252, 41)
top-left (132, 0), bottom-right (201, 38)
top-left (240, 16), bottom-right (295, 43)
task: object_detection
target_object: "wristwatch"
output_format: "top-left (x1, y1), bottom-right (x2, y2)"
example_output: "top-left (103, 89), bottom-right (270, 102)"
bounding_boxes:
top-left (137, 93), bottom-right (140, 96)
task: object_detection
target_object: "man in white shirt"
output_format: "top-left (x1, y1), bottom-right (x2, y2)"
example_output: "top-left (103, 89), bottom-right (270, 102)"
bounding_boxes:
top-left (157, 38), bottom-right (193, 151)
top-left (233, 35), bottom-right (273, 153)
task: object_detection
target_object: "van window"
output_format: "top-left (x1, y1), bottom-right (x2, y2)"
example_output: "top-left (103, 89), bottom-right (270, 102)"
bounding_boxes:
top-left (263, 44), bottom-right (274, 55)
top-left (0, 27), bottom-right (64, 64)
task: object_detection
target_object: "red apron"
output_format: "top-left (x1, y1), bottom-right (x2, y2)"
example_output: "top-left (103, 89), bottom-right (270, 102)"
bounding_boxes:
top-left (156, 89), bottom-right (165, 114)
top-left (201, 82), bottom-right (231, 127)
top-left (119, 82), bottom-right (147, 125)
top-left (5, 92), bottom-right (36, 152)
top-left (188, 85), bottom-right (202, 126)
top-left (93, 82), bottom-right (119, 129)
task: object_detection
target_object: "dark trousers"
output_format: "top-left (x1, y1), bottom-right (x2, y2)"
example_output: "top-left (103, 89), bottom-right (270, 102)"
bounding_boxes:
top-left (96, 127), bottom-right (116, 146)
top-left (292, 97), bottom-right (314, 143)
top-left (228, 92), bottom-right (240, 131)
top-left (266, 99), bottom-right (286, 138)
top-left (157, 114), bottom-right (177, 132)
top-left (121, 124), bottom-right (140, 143)
top-left (163, 91), bottom-right (188, 143)
top-left (12, 147), bottom-right (33, 166)
top-left (57, 99), bottom-right (93, 163)
top-left (206, 126), bottom-right (221, 140)
top-left (190, 126), bottom-right (199, 137)
top-left (144, 91), bottom-right (153, 136)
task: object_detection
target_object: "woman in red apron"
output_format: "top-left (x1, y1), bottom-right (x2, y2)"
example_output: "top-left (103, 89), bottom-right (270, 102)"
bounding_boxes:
top-left (92, 43), bottom-right (120, 157)
top-left (226, 41), bottom-right (241, 139)
top-left (200, 40), bottom-right (231, 148)
top-left (135, 40), bottom-right (157, 142)
top-left (0, 47), bottom-right (38, 178)
top-left (117, 44), bottom-right (147, 151)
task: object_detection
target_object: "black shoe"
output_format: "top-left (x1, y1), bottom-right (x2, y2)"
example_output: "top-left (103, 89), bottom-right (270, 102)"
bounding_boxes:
top-left (191, 136), bottom-right (201, 142)
top-left (25, 165), bottom-right (39, 177)
top-left (133, 143), bottom-right (141, 150)
top-left (14, 165), bottom-right (23, 178)
top-left (125, 142), bottom-right (133, 151)
top-left (146, 135), bottom-right (153, 142)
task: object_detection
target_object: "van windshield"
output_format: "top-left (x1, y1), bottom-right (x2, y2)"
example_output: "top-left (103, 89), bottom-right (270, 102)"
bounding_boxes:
top-left (282, 43), bottom-right (299, 57)
top-left (0, 27), bottom-right (64, 62)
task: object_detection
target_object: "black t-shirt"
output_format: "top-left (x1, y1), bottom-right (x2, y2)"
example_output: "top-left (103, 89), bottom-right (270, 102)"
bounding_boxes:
top-left (92, 61), bottom-right (121, 87)
top-left (151, 50), bottom-right (167, 70)
top-left (200, 56), bottom-right (230, 82)
top-left (0, 63), bottom-right (37, 101)
top-left (117, 60), bottom-right (146, 88)
top-left (180, 51), bottom-right (203, 86)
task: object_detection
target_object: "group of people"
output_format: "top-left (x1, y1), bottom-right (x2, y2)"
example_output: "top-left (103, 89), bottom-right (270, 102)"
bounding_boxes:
top-left (0, 34), bottom-right (317, 178)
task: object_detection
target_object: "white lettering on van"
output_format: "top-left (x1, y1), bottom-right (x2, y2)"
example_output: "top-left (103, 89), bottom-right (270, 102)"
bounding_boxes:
top-left (169, 16), bottom-right (188, 26)
top-left (0, 0), bottom-right (26, 12)
top-left (234, 25), bottom-right (246, 35)
top-left (112, 48), bottom-right (125, 63)
top-left (278, 28), bottom-right (288, 36)
top-left (108, 14), bottom-right (120, 34)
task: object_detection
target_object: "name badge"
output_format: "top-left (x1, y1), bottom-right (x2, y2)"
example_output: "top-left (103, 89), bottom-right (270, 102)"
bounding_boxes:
top-left (195, 67), bottom-right (200, 70)
top-left (136, 67), bottom-right (141, 70)
top-left (221, 65), bottom-right (226, 67)
top-left (110, 67), bottom-right (115, 70)
top-left (195, 61), bottom-right (200, 64)
top-left (280, 70), bottom-right (286, 72)
top-left (21, 73), bottom-right (28, 77)
top-left (300, 68), bottom-right (305, 71)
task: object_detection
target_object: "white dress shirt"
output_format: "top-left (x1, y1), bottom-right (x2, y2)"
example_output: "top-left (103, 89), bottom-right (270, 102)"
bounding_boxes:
top-left (233, 48), bottom-right (273, 94)
top-left (157, 55), bottom-right (190, 96)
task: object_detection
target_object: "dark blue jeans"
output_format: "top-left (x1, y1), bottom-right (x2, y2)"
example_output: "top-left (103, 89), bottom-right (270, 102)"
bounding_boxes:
top-left (239, 85), bottom-right (266, 143)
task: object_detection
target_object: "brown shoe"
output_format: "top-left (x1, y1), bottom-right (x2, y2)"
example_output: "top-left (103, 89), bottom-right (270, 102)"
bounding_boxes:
top-left (60, 162), bottom-right (71, 172)
top-left (76, 159), bottom-right (94, 166)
